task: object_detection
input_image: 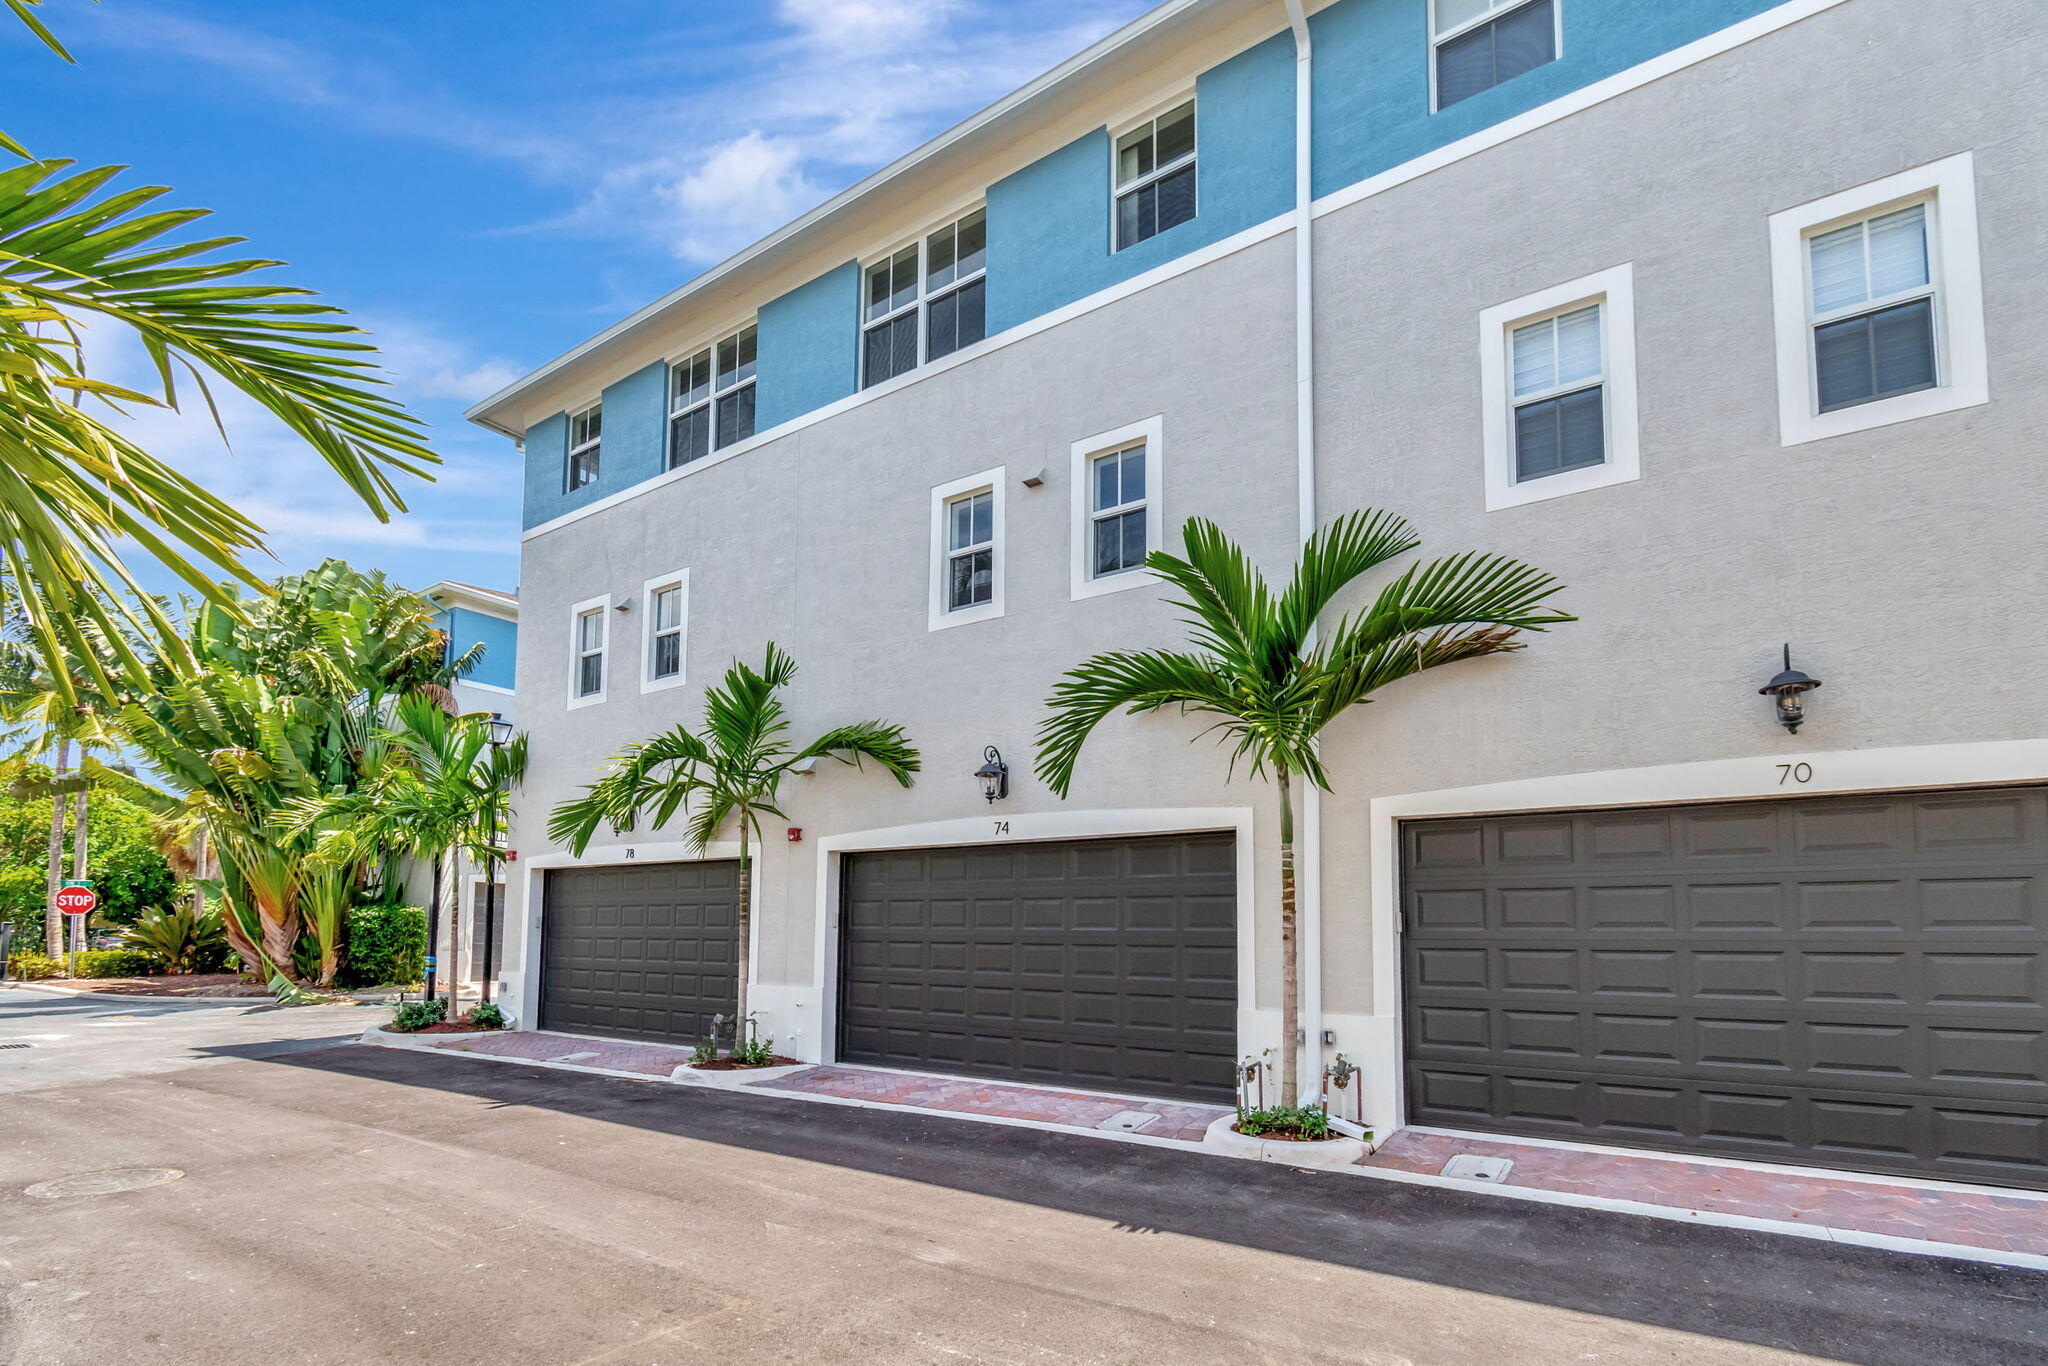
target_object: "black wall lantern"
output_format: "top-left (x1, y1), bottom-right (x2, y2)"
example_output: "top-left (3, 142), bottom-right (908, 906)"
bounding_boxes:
top-left (975, 746), bottom-right (1009, 803)
top-left (1760, 644), bottom-right (1822, 734)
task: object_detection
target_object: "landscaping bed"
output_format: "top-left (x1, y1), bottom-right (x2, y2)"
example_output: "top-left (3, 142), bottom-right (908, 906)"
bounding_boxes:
top-left (688, 1054), bottom-right (801, 1070)
top-left (12, 972), bottom-right (269, 998)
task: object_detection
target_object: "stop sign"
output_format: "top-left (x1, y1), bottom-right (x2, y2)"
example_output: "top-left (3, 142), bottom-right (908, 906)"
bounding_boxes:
top-left (55, 886), bottom-right (96, 916)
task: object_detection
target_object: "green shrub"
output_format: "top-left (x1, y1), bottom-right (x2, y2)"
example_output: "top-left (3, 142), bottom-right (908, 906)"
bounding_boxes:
top-left (70, 949), bottom-right (159, 979)
top-left (1235, 1104), bottom-right (1332, 1140)
top-left (464, 1002), bottom-right (507, 1030)
top-left (689, 1037), bottom-right (716, 1066)
top-left (6, 952), bottom-right (62, 980)
top-left (732, 1035), bottom-right (777, 1067)
top-left (388, 998), bottom-right (446, 1032)
top-left (120, 903), bottom-right (229, 974)
top-left (340, 903), bottom-right (427, 988)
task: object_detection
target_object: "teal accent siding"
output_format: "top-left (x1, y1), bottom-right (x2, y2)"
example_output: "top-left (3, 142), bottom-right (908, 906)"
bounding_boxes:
top-left (1309, 0), bottom-right (1786, 199)
top-left (758, 261), bottom-right (860, 429)
top-left (520, 362), bottom-right (666, 529)
top-left (438, 606), bottom-right (517, 692)
top-left (987, 29), bottom-right (1295, 332)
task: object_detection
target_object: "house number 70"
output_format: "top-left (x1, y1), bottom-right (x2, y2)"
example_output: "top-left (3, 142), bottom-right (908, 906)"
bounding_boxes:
top-left (1776, 763), bottom-right (1813, 786)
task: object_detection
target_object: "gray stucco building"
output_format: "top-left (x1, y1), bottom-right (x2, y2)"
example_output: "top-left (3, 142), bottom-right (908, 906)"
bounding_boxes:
top-left (470, 0), bottom-right (2048, 1189)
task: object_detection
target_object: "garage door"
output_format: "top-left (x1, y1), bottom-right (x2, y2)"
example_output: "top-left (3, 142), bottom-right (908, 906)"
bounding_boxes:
top-left (839, 833), bottom-right (1237, 1103)
top-left (1403, 786), bottom-right (2048, 1188)
top-left (540, 862), bottom-right (738, 1046)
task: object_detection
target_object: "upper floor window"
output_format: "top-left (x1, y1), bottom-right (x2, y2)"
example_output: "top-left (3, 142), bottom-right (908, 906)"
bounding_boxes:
top-left (566, 404), bottom-right (601, 491)
top-left (641, 570), bottom-right (688, 692)
top-left (862, 208), bottom-right (986, 389)
top-left (1070, 416), bottom-right (1164, 601)
top-left (568, 598), bottom-right (607, 708)
top-left (1768, 152), bottom-right (1987, 446)
top-left (669, 325), bottom-right (756, 468)
top-left (1478, 262), bottom-right (1639, 511)
top-left (1432, 0), bottom-right (1558, 111)
top-left (1114, 101), bottom-right (1195, 251)
top-left (927, 467), bottom-right (1005, 631)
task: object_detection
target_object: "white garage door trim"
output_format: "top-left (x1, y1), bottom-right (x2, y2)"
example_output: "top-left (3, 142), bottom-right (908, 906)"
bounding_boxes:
top-left (808, 807), bottom-right (1258, 1068)
top-left (1363, 738), bottom-right (2048, 1144)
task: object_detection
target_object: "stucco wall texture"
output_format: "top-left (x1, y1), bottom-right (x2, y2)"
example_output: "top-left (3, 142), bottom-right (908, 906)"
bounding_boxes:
top-left (507, 0), bottom-right (2048, 1048)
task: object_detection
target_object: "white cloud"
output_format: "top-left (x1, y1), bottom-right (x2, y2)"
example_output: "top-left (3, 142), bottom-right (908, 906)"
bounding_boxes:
top-left (365, 318), bottom-right (525, 406)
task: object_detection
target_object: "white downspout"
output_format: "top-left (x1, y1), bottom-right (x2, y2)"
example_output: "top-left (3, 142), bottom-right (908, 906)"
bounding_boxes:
top-left (1282, 0), bottom-right (1323, 1109)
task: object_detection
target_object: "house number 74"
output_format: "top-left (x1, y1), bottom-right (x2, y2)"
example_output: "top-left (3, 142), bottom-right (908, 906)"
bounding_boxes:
top-left (1776, 763), bottom-right (1813, 786)
top-left (993, 821), bottom-right (1011, 835)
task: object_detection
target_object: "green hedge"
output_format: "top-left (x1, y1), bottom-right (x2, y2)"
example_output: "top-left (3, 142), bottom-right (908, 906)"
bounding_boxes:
top-left (341, 903), bottom-right (427, 988)
top-left (6, 952), bottom-right (61, 980)
top-left (6, 949), bottom-right (158, 979)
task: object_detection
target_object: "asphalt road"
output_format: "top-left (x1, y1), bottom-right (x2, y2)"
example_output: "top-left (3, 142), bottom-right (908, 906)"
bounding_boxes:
top-left (0, 999), bottom-right (2043, 1364)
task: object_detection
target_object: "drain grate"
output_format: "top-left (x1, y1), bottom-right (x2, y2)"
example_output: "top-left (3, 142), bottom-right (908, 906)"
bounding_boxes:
top-left (0, 1042), bottom-right (31, 1050)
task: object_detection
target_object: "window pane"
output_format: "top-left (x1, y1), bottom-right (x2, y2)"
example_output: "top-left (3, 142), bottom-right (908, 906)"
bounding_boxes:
top-left (1555, 305), bottom-right (1602, 386)
top-left (1116, 126), bottom-right (1152, 186)
top-left (954, 277), bottom-right (985, 351)
top-left (577, 652), bottom-right (603, 698)
top-left (969, 490), bottom-right (992, 546)
top-left (948, 494), bottom-right (974, 551)
top-left (955, 210), bottom-right (986, 278)
top-left (1435, 20), bottom-right (1495, 108)
top-left (717, 327), bottom-right (756, 388)
top-left (1119, 445), bottom-right (1146, 504)
top-left (1870, 296), bottom-right (1937, 397)
top-left (652, 587), bottom-right (681, 632)
top-left (926, 222), bottom-right (957, 290)
top-left (1155, 164), bottom-right (1196, 235)
top-left (866, 259), bottom-right (894, 321)
top-left (1116, 186), bottom-right (1149, 250)
top-left (1093, 451), bottom-right (1120, 511)
top-left (1121, 507), bottom-right (1147, 570)
top-left (1866, 204), bottom-right (1929, 299)
top-left (1809, 221), bottom-right (1869, 314)
top-left (568, 447), bottom-right (599, 490)
top-left (1094, 509), bottom-right (1147, 577)
top-left (862, 322), bottom-right (894, 387)
top-left (578, 611), bottom-right (602, 652)
top-left (889, 246), bottom-right (918, 313)
top-left (1155, 104), bottom-right (1195, 165)
top-left (652, 631), bottom-right (681, 680)
top-left (949, 548), bottom-right (992, 610)
top-left (1514, 386), bottom-right (1605, 481)
top-left (1814, 314), bottom-right (1875, 411)
top-left (1493, 0), bottom-right (1555, 83)
top-left (927, 288), bottom-right (958, 362)
top-left (715, 384), bottom-right (755, 449)
top-left (669, 407), bottom-right (710, 467)
top-left (863, 314), bottom-right (917, 387)
top-left (672, 350), bottom-right (711, 408)
top-left (1435, 0), bottom-right (1494, 36)
top-left (1511, 317), bottom-right (1556, 397)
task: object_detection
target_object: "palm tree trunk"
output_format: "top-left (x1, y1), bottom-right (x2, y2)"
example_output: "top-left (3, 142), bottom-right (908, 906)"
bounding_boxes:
top-left (734, 820), bottom-right (751, 1050)
top-left (43, 736), bottom-right (69, 956)
top-left (425, 855), bottom-right (442, 1003)
top-left (1277, 763), bottom-right (1299, 1109)
top-left (445, 849), bottom-right (463, 1020)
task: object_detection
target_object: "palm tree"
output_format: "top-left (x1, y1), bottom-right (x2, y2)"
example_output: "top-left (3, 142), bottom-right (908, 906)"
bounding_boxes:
top-left (1035, 511), bottom-right (1574, 1105)
top-left (551, 645), bottom-right (919, 1041)
top-left (0, 5), bottom-right (436, 701)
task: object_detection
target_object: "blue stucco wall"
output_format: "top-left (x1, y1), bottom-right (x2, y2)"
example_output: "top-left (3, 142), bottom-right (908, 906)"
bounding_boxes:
top-left (987, 28), bottom-right (1295, 333)
top-left (1309, 0), bottom-right (1785, 198)
top-left (440, 606), bottom-right (518, 691)
top-left (758, 260), bottom-right (862, 430)
top-left (522, 361), bottom-right (666, 529)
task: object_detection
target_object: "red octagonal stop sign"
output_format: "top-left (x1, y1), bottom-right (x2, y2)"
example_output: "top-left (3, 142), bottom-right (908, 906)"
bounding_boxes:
top-left (55, 886), bottom-right (96, 916)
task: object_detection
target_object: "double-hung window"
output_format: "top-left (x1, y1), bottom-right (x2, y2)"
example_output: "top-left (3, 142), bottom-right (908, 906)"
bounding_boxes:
top-left (1070, 416), bottom-right (1163, 599)
top-left (862, 209), bottom-right (986, 389)
top-left (1768, 153), bottom-right (1987, 446)
top-left (1432, 0), bottom-right (1558, 111)
top-left (1114, 101), bottom-right (1195, 251)
top-left (1478, 263), bottom-right (1639, 511)
top-left (641, 570), bottom-right (688, 692)
top-left (928, 468), bottom-right (1004, 630)
top-left (566, 404), bottom-right (601, 491)
top-left (669, 326), bottom-right (756, 467)
top-left (568, 599), bottom-right (607, 708)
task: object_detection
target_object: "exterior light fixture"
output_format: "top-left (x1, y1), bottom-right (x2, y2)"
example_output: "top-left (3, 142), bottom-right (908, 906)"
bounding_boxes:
top-left (974, 746), bottom-right (1009, 803)
top-left (1759, 645), bottom-right (1822, 734)
top-left (486, 713), bottom-right (515, 748)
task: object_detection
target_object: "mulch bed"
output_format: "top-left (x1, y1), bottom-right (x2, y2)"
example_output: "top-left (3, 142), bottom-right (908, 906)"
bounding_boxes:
top-left (1231, 1124), bottom-right (1337, 1142)
top-left (399, 1022), bottom-right (506, 1035)
top-left (689, 1055), bottom-right (801, 1070)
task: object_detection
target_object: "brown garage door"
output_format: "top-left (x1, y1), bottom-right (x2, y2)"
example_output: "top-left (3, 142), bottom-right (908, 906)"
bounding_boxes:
top-left (1403, 786), bottom-right (2048, 1188)
top-left (839, 833), bottom-right (1237, 1103)
top-left (540, 862), bottom-right (737, 1046)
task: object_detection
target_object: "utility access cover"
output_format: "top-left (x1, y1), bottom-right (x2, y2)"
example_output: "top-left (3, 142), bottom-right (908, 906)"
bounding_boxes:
top-left (1441, 1154), bottom-right (1514, 1183)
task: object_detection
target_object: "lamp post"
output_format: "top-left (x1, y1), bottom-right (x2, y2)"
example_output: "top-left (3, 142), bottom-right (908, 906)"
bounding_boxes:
top-left (479, 713), bottom-right (513, 1005)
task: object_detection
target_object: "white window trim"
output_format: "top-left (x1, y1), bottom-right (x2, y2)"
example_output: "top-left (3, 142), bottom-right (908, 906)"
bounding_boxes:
top-left (1478, 261), bottom-right (1639, 511)
top-left (1429, 0), bottom-right (1564, 115)
top-left (1769, 151), bottom-right (1987, 447)
top-left (566, 595), bottom-right (608, 710)
top-left (666, 324), bottom-right (757, 469)
top-left (859, 206), bottom-right (987, 389)
top-left (927, 466), bottom-right (1005, 633)
top-left (565, 402), bottom-right (602, 492)
top-left (1109, 95), bottom-right (1197, 253)
top-left (639, 569), bottom-right (689, 694)
top-left (1069, 415), bottom-right (1165, 601)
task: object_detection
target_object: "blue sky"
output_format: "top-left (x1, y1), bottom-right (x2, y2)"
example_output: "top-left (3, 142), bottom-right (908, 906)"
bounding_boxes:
top-left (6, 0), bottom-right (1150, 595)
